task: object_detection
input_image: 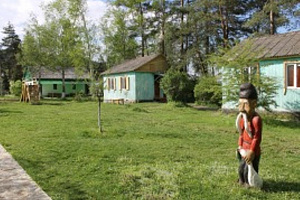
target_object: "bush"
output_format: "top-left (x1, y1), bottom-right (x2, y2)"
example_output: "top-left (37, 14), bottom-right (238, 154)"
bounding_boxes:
top-left (9, 80), bottom-right (22, 96)
top-left (160, 69), bottom-right (194, 103)
top-left (194, 76), bottom-right (222, 107)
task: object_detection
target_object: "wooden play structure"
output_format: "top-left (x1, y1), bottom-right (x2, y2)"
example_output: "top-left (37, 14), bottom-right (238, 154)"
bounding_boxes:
top-left (20, 78), bottom-right (40, 104)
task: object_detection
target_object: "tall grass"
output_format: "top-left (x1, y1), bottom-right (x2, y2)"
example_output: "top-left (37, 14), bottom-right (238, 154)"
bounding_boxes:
top-left (0, 101), bottom-right (299, 199)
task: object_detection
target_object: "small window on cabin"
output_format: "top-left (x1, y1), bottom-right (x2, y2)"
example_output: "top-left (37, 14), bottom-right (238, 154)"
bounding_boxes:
top-left (120, 77), bottom-right (126, 90)
top-left (72, 84), bottom-right (76, 90)
top-left (108, 77), bottom-right (116, 90)
top-left (53, 84), bottom-right (57, 90)
top-left (286, 63), bottom-right (300, 88)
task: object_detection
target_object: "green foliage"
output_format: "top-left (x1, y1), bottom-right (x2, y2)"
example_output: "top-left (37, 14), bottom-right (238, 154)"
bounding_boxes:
top-left (160, 69), bottom-right (194, 103)
top-left (194, 76), bottom-right (222, 107)
top-left (9, 80), bottom-right (22, 96)
top-left (209, 40), bottom-right (279, 111)
top-left (1, 22), bottom-right (22, 91)
top-left (73, 91), bottom-right (86, 102)
top-left (243, 0), bottom-right (300, 34)
top-left (100, 8), bottom-right (138, 67)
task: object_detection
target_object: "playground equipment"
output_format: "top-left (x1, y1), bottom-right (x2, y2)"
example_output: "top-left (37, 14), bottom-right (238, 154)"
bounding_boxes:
top-left (20, 78), bottom-right (40, 104)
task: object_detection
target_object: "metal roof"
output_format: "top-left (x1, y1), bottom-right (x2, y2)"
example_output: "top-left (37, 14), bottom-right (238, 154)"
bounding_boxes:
top-left (101, 54), bottom-right (164, 75)
top-left (240, 31), bottom-right (300, 59)
top-left (33, 67), bottom-right (89, 80)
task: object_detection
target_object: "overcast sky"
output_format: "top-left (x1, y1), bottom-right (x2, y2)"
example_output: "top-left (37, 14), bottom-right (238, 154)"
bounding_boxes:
top-left (0, 0), bottom-right (108, 40)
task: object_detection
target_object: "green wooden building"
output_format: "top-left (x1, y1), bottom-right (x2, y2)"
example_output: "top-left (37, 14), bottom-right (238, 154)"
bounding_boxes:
top-left (33, 67), bottom-right (89, 97)
top-left (222, 31), bottom-right (300, 112)
top-left (102, 54), bottom-right (168, 103)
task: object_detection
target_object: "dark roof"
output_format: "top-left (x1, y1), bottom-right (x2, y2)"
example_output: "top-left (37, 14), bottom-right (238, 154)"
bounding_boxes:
top-left (240, 31), bottom-right (300, 59)
top-left (34, 67), bottom-right (89, 79)
top-left (102, 54), bottom-right (163, 74)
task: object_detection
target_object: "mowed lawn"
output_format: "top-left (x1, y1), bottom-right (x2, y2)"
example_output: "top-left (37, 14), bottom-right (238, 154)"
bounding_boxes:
top-left (0, 100), bottom-right (299, 200)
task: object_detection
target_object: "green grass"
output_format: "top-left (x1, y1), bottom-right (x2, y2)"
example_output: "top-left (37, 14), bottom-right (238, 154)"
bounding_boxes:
top-left (0, 100), bottom-right (299, 200)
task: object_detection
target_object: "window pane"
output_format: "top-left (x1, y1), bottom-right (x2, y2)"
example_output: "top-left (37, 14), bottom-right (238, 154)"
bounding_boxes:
top-left (297, 66), bottom-right (300, 87)
top-left (287, 65), bottom-right (294, 86)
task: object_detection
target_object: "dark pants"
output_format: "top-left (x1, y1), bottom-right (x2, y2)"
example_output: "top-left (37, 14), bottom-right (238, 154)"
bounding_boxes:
top-left (238, 155), bottom-right (260, 184)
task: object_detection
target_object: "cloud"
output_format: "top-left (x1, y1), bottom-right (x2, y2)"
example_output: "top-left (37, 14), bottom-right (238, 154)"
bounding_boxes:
top-left (0, 0), bottom-right (108, 40)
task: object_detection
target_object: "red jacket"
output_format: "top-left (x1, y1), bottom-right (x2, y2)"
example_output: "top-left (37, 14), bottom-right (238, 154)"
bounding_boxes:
top-left (238, 114), bottom-right (262, 156)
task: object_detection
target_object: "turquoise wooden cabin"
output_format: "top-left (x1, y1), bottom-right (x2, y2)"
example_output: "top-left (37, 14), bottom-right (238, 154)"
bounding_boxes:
top-left (223, 31), bottom-right (300, 112)
top-left (102, 54), bottom-right (168, 103)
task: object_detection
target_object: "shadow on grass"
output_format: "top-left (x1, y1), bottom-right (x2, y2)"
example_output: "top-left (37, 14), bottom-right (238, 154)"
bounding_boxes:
top-left (0, 109), bottom-right (23, 114)
top-left (39, 102), bottom-right (65, 106)
top-left (263, 180), bottom-right (300, 193)
top-left (14, 156), bottom-right (89, 199)
top-left (59, 180), bottom-right (89, 200)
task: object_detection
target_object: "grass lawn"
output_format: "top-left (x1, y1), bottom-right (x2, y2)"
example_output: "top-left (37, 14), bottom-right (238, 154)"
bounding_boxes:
top-left (0, 100), bottom-right (299, 200)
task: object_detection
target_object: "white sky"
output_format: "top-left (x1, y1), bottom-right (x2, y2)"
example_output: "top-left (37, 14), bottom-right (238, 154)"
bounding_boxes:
top-left (0, 0), bottom-right (108, 40)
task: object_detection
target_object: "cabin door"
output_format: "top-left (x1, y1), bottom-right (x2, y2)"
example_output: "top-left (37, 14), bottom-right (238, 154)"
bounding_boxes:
top-left (154, 75), bottom-right (161, 100)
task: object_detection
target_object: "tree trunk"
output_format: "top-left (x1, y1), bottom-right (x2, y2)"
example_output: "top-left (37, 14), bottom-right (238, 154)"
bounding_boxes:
top-left (140, 3), bottom-right (145, 57)
top-left (270, 9), bottom-right (275, 35)
top-left (160, 0), bottom-right (166, 55)
top-left (219, 1), bottom-right (229, 47)
top-left (98, 94), bottom-right (103, 133)
top-left (181, 0), bottom-right (184, 56)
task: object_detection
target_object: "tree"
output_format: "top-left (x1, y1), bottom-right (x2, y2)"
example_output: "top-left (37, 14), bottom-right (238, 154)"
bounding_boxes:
top-left (194, 75), bottom-right (222, 107)
top-left (209, 40), bottom-right (278, 111)
top-left (69, 0), bottom-right (105, 133)
top-left (244, 0), bottom-right (300, 35)
top-left (160, 68), bottom-right (194, 103)
top-left (101, 8), bottom-right (138, 67)
top-left (40, 0), bottom-right (83, 98)
top-left (18, 15), bottom-right (50, 89)
top-left (110, 0), bottom-right (161, 57)
top-left (1, 22), bottom-right (22, 92)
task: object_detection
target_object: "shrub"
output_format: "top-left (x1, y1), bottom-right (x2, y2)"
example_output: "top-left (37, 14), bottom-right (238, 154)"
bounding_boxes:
top-left (160, 69), bottom-right (194, 103)
top-left (9, 80), bottom-right (22, 96)
top-left (194, 76), bottom-right (222, 107)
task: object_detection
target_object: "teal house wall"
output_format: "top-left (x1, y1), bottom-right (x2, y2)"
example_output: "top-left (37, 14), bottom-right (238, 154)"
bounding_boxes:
top-left (103, 72), bottom-right (164, 102)
top-left (260, 58), bottom-right (300, 112)
top-left (222, 31), bottom-right (300, 113)
top-left (27, 67), bottom-right (90, 97)
top-left (136, 73), bottom-right (155, 101)
top-left (103, 72), bottom-right (136, 101)
top-left (40, 80), bottom-right (88, 97)
top-left (102, 54), bottom-right (168, 103)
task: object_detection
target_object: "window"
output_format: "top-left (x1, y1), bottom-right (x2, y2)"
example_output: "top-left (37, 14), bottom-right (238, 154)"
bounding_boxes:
top-left (118, 76), bottom-right (130, 91)
top-left (126, 77), bottom-right (130, 90)
top-left (53, 84), bottom-right (57, 90)
top-left (72, 84), bottom-right (76, 90)
top-left (286, 63), bottom-right (300, 88)
top-left (120, 77), bottom-right (127, 90)
top-left (107, 77), bottom-right (116, 90)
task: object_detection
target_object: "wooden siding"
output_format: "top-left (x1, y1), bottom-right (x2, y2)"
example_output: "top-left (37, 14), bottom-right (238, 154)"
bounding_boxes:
top-left (135, 56), bottom-right (168, 73)
top-left (135, 73), bottom-right (155, 101)
top-left (103, 72), bottom-right (136, 102)
top-left (260, 58), bottom-right (300, 112)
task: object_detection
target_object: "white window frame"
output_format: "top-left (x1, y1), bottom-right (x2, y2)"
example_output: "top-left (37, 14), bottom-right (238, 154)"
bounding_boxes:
top-left (286, 63), bottom-right (300, 89)
top-left (107, 77), bottom-right (116, 91)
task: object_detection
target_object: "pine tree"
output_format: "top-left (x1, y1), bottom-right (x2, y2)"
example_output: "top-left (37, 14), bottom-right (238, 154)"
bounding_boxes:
top-left (244, 0), bottom-right (300, 35)
top-left (1, 22), bottom-right (22, 91)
